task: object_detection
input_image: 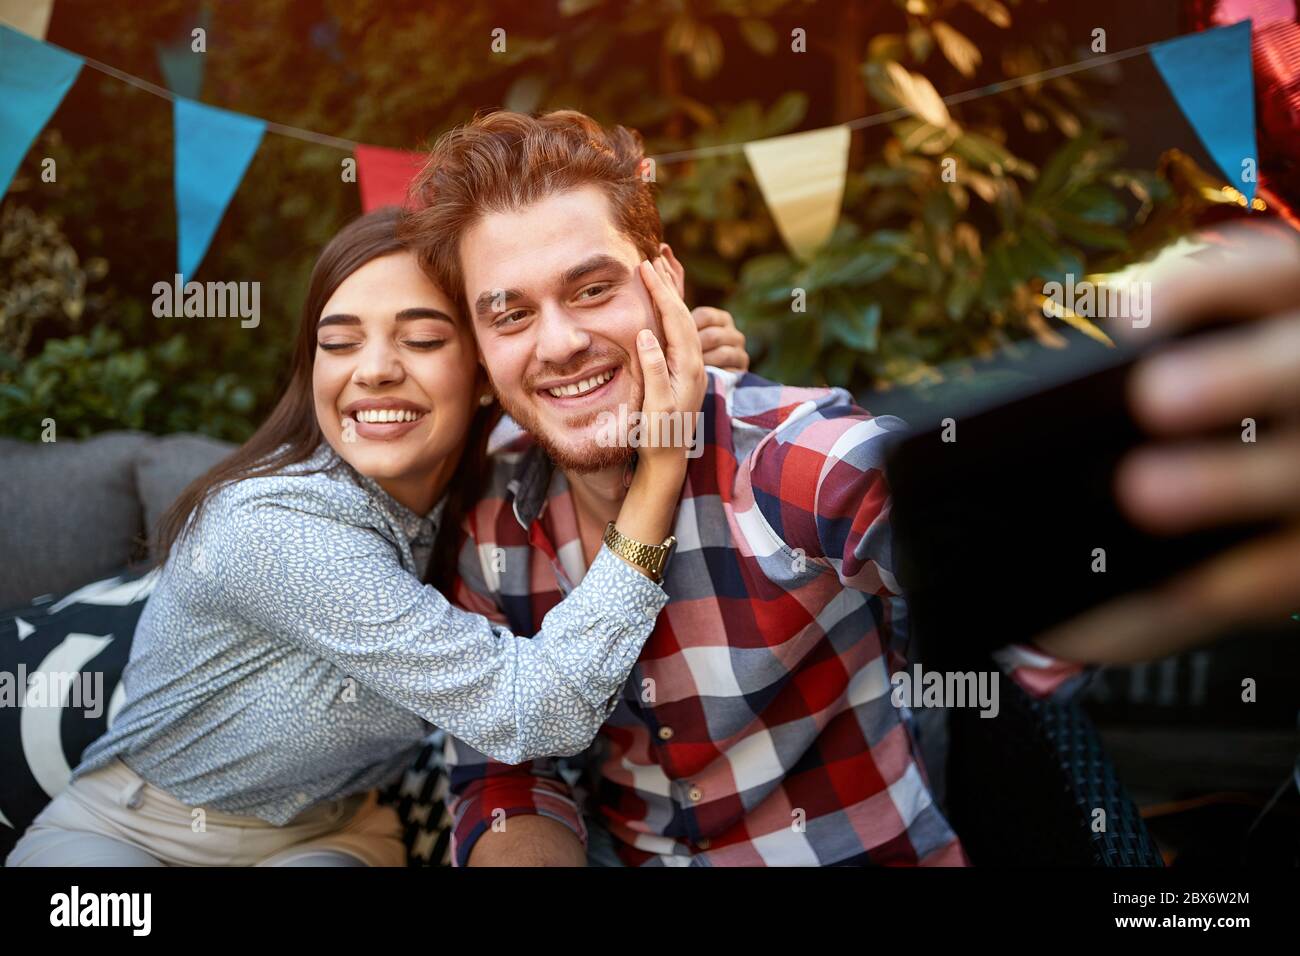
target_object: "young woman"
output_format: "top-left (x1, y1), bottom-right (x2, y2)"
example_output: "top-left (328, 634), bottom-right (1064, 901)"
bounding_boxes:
top-left (6, 207), bottom-right (748, 867)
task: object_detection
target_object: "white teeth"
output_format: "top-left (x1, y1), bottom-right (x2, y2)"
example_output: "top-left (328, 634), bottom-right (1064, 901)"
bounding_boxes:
top-left (546, 368), bottom-right (614, 398)
top-left (354, 409), bottom-right (422, 423)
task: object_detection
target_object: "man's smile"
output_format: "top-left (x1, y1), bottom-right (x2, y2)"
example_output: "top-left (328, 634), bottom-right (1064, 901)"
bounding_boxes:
top-left (534, 364), bottom-right (621, 408)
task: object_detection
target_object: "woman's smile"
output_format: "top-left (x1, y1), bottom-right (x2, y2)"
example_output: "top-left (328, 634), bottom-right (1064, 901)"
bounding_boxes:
top-left (342, 397), bottom-right (432, 441)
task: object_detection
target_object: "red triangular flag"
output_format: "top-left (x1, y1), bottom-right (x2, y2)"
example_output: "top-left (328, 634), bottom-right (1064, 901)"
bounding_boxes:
top-left (354, 144), bottom-right (425, 212)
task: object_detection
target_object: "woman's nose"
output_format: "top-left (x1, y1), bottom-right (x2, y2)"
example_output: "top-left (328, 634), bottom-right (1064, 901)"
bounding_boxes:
top-left (352, 342), bottom-right (405, 388)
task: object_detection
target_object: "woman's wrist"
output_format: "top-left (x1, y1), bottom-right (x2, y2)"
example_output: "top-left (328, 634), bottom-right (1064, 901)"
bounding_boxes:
top-left (614, 453), bottom-right (686, 551)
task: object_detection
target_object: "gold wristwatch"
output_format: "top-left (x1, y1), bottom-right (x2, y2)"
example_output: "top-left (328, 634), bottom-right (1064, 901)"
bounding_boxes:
top-left (603, 522), bottom-right (676, 582)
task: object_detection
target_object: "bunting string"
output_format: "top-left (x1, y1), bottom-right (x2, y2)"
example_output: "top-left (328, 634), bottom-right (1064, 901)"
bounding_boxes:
top-left (74, 48), bottom-right (359, 152)
top-left (0, 21), bottom-right (1260, 273)
top-left (30, 33), bottom-right (1197, 165)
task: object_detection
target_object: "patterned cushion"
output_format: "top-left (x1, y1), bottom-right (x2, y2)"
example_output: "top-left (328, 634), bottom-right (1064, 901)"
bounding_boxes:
top-left (0, 570), bottom-right (155, 860)
top-left (378, 730), bottom-right (453, 867)
top-left (1, 570), bottom-right (450, 866)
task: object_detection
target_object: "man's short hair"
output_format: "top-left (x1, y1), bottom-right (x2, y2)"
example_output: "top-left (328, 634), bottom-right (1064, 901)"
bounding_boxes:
top-left (400, 109), bottom-right (662, 317)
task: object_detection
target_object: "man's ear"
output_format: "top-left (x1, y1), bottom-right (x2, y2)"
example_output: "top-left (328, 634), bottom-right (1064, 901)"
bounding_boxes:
top-left (659, 243), bottom-right (686, 298)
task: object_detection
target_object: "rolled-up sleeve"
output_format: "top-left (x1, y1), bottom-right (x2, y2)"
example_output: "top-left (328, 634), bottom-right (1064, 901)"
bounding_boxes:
top-left (193, 481), bottom-right (666, 765)
top-left (442, 737), bottom-right (587, 867)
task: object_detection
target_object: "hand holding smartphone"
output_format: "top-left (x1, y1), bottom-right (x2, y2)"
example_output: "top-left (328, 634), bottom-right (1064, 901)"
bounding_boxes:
top-left (884, 226), bottom-right (1300, 667)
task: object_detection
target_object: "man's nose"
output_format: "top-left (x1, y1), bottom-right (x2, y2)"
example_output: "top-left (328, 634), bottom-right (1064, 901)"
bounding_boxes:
top-left (352, 341), bottom-right (405, 388)
top-left (534, 304), bottom-right (592, 367)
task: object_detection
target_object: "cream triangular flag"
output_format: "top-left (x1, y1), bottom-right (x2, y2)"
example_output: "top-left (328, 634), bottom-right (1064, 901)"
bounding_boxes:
top-left (0, 0), bottom-right (56, 39)
top-left (744, 125), bottom-right (850, 262)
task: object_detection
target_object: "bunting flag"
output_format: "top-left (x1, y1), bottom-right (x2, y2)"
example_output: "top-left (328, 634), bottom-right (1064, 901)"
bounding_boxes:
top-left (173, 97), bottom-right (265, 280)
top-left (354, 144), bottom-right (425, 212)
top-left (0, 23), bottom-right (82, 197)
top-left (744, 126), bottom-right (850, 262)
top-left (0, 0), bottom-right (56, 40)
top-left (157, 41), bottom-right (204, 101)
top-left (155, 3), bottom-right (209, 101)
top-left (0, 21), bottom-right (1268, 280)
top-left (1151, 20), bottom-right (1259, 203)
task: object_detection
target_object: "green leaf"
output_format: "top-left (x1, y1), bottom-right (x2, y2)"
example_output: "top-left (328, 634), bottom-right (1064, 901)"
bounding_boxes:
top-left (739, 252), bottom-right (797, 287)
top-left (739, 19), bottom-right (777, 56)
top-left (504, 73), bottom-right (546, 113)
top-left (685, 254), bottom-right (735, 289)
top-left (0, 383), bottom-right (29, 403)
top-left (967, 0), bottom-right (1012, 28)
top-left (950, 133), bottom-right (1019, 176)
top-left (944, 270), bottom-right (980, 320)
top-left (1053, 213), bottom-right (1130, 251)
top-left (823, 293), bottom-right (881, 352)
top-left (867, 33), bottom-right (907, 63)
top-left (907, 26), bottom-right (933, 63)
top-left (759, 317), bottom-right (821, 385)
top-left (932, 22), bottom-right (981, 76)
top-left (1060, 184), bottom-right (1127, 225)
top-left (688, 24), bottom-right (724, 80)
top-left (763, 92), bottom-right (808, 137)
top-left (893, 117), bottom-right (955, 155)
top-left (1030, 129), bottom-right (1100, 205)
top-left (866, 61), bottom-right (951, 129)
top-left (559, 0), bottom-right (603, 15)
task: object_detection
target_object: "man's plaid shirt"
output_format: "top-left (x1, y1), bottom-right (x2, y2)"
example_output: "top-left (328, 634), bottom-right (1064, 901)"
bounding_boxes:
top-left (445, 370), bottom-right (1082, 866)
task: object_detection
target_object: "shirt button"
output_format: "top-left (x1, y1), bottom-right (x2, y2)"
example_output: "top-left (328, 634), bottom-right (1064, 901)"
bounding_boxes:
top-left (687, 785), bottom-right (703, 803)
top-left (657, 726), bottom-right (674, 741)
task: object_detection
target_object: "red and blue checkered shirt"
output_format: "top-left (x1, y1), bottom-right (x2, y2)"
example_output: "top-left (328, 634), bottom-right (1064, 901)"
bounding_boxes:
top-left (445, 370), bottom-right (1083, 866)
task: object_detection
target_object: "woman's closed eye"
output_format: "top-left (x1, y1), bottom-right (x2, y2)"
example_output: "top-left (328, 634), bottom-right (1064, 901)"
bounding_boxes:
top-left (317, 338), bottom-right (447, 351)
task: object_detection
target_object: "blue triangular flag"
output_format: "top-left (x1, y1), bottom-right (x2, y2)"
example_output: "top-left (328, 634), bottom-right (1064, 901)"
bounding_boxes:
top-left (173, 97), bottom-right (265, 281)
top-left (157, 44), bottom-right (204, 100)
top-left (1150, 21), bottom-right (1258, 203)
top-left (0, 24), bottom-right (83, 197)
top-left (155, 4), bottom-right (210, 101)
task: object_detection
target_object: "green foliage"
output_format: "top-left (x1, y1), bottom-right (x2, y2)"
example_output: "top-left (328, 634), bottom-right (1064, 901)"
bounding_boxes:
top-left (0, 323), bottom-right (256, 440)
top-left (0, 0), bottom-right (1198, 440)
top-left (0, 202), bottom-right (107, 358)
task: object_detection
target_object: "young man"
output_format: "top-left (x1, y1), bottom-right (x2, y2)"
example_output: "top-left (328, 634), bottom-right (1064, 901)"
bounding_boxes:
top-left (401, 110), bottom-right (1300, 866)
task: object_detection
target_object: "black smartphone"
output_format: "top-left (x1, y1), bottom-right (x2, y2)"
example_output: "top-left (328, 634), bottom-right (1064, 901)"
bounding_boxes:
top-left (882, 320), bottom-right (1278, 667)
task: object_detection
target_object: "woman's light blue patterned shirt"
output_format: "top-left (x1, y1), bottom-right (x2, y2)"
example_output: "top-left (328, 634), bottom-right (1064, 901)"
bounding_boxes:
top-left (74, 442), bottom-right (667, 824)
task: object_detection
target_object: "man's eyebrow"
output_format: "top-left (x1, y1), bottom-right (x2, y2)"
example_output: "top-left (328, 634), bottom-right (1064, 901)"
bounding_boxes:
top-left (471, 256), bottom-right (630, 321)
top-left (563, 254), bottom-right (629, 286)
top-left (474, 288), bottom-right (523, 320)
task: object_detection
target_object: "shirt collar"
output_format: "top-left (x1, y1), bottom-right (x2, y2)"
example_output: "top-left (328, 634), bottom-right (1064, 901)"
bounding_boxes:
top-left (315, 442), bottom-right (446, 546)
top-left (507, 443), bottom-right (557, 531)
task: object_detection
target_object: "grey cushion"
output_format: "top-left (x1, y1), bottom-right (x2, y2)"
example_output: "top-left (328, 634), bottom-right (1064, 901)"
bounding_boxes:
top-left (0, 431), bottom-right (237, 608)
top-left (0, 433), bottom-right (151, 608)
top-left (134, 433), bottom-right (234, 555)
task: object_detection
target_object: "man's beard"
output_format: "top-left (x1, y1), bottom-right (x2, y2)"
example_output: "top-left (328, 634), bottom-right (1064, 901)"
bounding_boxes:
top-left (494, 354), bottom-right (639, 475)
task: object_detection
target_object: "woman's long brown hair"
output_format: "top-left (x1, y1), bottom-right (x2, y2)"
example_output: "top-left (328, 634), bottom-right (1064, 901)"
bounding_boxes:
top-left (152, 206), bottom-right (498, 592)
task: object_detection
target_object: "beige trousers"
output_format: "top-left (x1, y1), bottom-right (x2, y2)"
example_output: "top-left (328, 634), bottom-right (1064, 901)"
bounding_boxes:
top-left (5, 757), bottom-right (406, 867)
